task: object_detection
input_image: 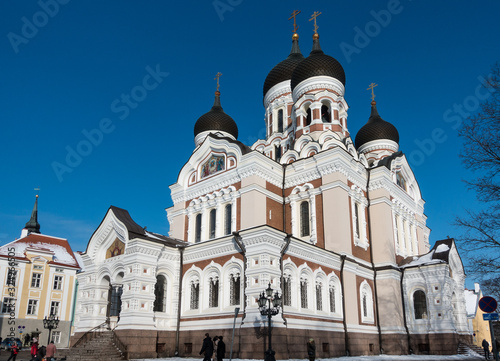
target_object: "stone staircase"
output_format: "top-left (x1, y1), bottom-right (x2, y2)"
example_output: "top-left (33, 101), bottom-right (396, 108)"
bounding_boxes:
top-left (457, 342), bottom-right (485, 358)
top-left (62, 331), bottom-right (125, 361)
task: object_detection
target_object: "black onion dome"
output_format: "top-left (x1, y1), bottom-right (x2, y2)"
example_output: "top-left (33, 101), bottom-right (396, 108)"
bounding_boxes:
top-left (291, 35), bottom-right (345, 90)
top-left (355, 101), bottom-right (399, 149)
top-left (263, 34), bottom-right (304, 97)
top-left (194, 91), bottom-right (238, 139)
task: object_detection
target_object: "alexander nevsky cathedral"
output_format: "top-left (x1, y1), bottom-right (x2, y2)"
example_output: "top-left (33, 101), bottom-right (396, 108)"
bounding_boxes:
top-left (73, 12), bottom-right (471, 359)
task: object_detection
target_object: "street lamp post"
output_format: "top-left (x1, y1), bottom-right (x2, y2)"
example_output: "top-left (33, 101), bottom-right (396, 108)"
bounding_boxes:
top-left (42, 314), bottom-right (59, 344)
top-left (258, 283), bottom-right (282, 361)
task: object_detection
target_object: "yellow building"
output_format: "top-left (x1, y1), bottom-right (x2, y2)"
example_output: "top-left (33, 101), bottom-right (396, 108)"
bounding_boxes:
top-left (466, 285), bottom-right (494, 350)
top-left (0, 196), bottom-right (80, 348)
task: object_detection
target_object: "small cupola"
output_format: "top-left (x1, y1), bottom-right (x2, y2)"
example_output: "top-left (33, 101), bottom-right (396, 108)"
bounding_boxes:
top-left (355, 96), bottom-right (399, 160)
top-left (194, 73), bottom-right (238, 146)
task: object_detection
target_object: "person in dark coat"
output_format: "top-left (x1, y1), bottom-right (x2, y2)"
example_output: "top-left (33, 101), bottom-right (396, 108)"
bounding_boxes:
top-left (483, 339), bottom-right (490, 360)
top-left (307, 338), bottom-right (316, 361)
top-left (199, 333), bottom-right (214, 361)
top-left (216, 336), bottom-right (225, 361)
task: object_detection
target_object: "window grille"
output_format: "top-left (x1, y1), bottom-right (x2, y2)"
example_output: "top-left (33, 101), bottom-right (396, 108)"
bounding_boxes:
top-left (300, 201), bottom-right (310, 237)
top-left (284, 276), bottom-right (291, 306)
top-left (316, 283), bottom-right (322, 311)
top-left (190, 282), bottom-right (199, 310)
top-left (300, 280), bottom-right (308, 309)
top-left (230, 275), bottom-right (240, 306)
top-left (209, 278), bottom-right (219, 308)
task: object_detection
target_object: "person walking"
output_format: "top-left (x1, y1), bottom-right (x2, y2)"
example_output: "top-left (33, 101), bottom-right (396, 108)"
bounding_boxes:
top-left (483, 339), bottom-right (491, 360)
top-left (212, 336), bottom-right (219, 361)
top-left (307, 338), bottom-right (316, 361)
top-left (199, 333), bottom-right (214, 361)
top-left (30, 338), bottom-right (39, 361)
top-left (46, 341), bottom-right (57, 361)
top-left (216, 336), bottom-right (226, 361)
top-left (7, 341), bottom-right (19, 361)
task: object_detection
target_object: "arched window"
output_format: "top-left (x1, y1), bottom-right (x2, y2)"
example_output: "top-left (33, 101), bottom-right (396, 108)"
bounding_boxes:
top-left (316, 282), bottom-right (323, 311)
top-left (209, 277), bottom-right (219, 308)
top-left (396, 172), bottom-right (407, 191)
top-left (414, 290), bottom-right (427, 319)
top-left (153, 275), bottom-right (167, 312)
top-left (275, 145), bottom-right (282, 162)
top-left (277, 109), bottom-right (284, 132)
top-left (230, 274), bottom-right (240, 306)
top-left (195, 214), bottom-right (202, 243)
top-left (300, 279), bottom-right (308, 309)
top-left (224, 204), bottom-right (232, 235)
top-left (321, 104), bottom-right (331, 123)
top-left (284, 275), bottom-right (292, 307)
top-left (300, 201), bottom-right (310, 237)
top-left (306, 107), bottom-right (312, 126)
top-left (190, 281), bottom-right (199, 310)
top-left (360, 281), bottom-right (374, 322)
top-left (329, 284), bottom-right (336, 313)
top-left (209, 209), bottom-right (216, 239)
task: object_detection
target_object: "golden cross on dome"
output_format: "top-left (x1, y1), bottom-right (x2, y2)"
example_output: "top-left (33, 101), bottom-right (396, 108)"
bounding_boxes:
top-left (309, 11), bottom-right (322, 34)
top-left (367, 82), bottom-right (378, 101)
top-left (288, 10), bottom-right (301, 32)
top-left (214, 72), bottom-right (222, 92)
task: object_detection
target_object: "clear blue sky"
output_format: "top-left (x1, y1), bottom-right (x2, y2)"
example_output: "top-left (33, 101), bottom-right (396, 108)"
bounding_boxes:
top-left (0, 0), bottom-right (498, 273)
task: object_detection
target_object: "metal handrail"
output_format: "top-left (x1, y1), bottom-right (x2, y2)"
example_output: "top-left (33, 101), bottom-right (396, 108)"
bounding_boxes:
top-left (111, 327), bottom-right (128, 359)
top-left (72, 320), bottom-right (109, 349)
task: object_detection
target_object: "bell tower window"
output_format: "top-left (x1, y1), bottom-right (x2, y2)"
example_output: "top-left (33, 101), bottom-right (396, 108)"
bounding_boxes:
top-left (277, 109), bottom-right (284, 133)
top-left (321, 104), bottom-right (331, 123)
top-left (306, 108), bottom-right (312, 126)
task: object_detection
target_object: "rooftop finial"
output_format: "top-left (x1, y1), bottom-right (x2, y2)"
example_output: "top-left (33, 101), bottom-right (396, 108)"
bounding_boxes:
top-left (367, 82), bottom-right (378, 104)
top-left (289, 10), bottom-right (301, 38)
top-left (309, 11), bottom-right (322, 38)
top-left (214, 72), bottom-right (222, 93)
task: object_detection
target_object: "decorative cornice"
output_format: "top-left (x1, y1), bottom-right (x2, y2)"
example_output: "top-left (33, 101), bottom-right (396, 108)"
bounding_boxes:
top-left (264, 80), bottom-right (292, 109)
top-left (292, 76), bottom-right (345, 103)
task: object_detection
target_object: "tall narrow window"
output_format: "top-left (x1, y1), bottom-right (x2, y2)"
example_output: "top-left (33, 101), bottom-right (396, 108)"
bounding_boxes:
top-left (396, 172), bottom-right (407, 191)
top-left (354, 203), bottom-right (360, 238)
top-left (50, 301), bottom-right (60, 316)
top-left (284, 276), bottom-right (291, 307)
top-left (154, 275), bottom-right (167, 312)
top-left (190, 282), bottom-right (199, 310)
top-left (230, 274), bottom-right (240, 306)
top-left (300, 279), bottom-right (308, 309)
top-left (321, 105), bottom-right (331, 123)
top-left (316, 283), bottom-right (323, 311)
top-left (195, 214), bottom-right (202, 243)
top-left (209, 278), bottom-right (219, 308)
top-left (329, 285), bottom-right (336, 313)
top-left (300, 201), bottom-right (310, 237)
top-left (362, 293), bottom-right (368, 317)
top-left (306, 108), bottom-right (312, 126)
top-left (275, 145), bottom-right (282, 162)
top-left (209, 209), bottom-right (216, 239)
top-left (224, 204), bottom-right (232, 235)
top-left (277, 109), bottom-right (284, 132)
top-left (414, 290), bottom-right (427, 319)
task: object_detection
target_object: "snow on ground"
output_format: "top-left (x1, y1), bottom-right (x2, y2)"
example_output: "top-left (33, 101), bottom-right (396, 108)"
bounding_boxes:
top-left (130, 356), bottom-right (483, 361)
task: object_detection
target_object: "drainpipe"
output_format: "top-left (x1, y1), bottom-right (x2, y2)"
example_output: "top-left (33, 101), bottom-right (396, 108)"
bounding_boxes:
top-left (174, 245), bottom-right (185, 356)
top-left (340, 255), bottom-right (350, 356)
top-left (400, 267), bottom-right (412, 354)
top-left (366, 168), bottom-right (383, 354)
top-left (280, 234), bottom-right (292, 358)
top-left (232, 232), bottom-right (247, 324)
